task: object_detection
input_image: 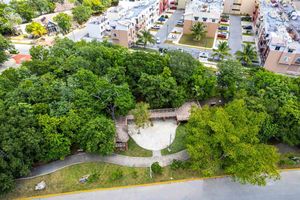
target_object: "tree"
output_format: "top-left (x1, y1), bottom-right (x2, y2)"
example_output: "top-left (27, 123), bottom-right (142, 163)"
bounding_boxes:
top-left (0, 4), bottom-right (22, 35)
top-left (29, 45), bottom-right (49, 60)
top-left (53, 13), bottom-right (72, 34)
top-left (0, 34), bottom-right (12, 64)
top-left (186, 100), bottom-right (280, 185)
top-left (137, 30), bottom-right (155, 48)
top-left (235, 43), bottom-right (257, 66)
top-left (167, 50), bottom-right (199, 87)
top-left (191, 22), bottom-right (207, 41)
top-left (138, 67), bottom-right (185, 108)
top-left (78, 116), bottom-right (116, 155)
top-left (131, 102), bottom-right (150, 129)
top-left (212, 41), bottom-right (231, 60)
top-left (72, 5), bottom-right (92, 25)
top-left (83, 0), bottom-right (105, 14)
top-left (191, 66), bottom-right (217, 100)
top-left (217, 60), bottom-right (244, 99)
top-left (25, 22), bottom-right (47, 38)
top-left (10, 0), bottom-right (35, 22)
top-left (28, 0), bottom-right (55, 15)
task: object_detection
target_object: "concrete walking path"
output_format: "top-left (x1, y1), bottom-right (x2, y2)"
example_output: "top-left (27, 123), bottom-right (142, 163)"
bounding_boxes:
top-left (19, 150), bottom-right (189, 180)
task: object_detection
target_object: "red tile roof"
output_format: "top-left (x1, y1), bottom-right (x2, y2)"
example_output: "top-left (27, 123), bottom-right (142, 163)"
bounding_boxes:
top-left (12, 54), bottom-right (32, 64)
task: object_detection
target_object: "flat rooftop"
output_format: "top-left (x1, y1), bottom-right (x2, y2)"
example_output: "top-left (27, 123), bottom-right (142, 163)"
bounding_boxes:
top-left (259, 0), bottom-right (300, 50)
top-left (184, 0), bottom-right (224, 21)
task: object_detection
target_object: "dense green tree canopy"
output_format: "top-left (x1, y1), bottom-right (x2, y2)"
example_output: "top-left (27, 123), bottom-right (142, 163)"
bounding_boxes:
top-left (53, 13), bottom-right (72, 34)
top-left (72, 5), bottom-right (93, 25)
top-left (186, 100), bottom-right (280, 185)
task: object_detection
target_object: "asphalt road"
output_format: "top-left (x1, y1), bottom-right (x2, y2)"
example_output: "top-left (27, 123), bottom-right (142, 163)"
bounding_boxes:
top-left (228, 15), bottom-right (242, 54)
top-left (155, 10), bottom-right (184, 43)
top-left (34, 170), bottom-right (300, 200)
top-left (13, 44), bottom-right (32, 55)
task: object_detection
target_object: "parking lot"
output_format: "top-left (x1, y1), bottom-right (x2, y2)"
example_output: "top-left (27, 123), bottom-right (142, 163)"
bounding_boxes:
top-left (228, 15), bottom-right (243, 54)
top-left (155, 10), bottom-right (184, 44)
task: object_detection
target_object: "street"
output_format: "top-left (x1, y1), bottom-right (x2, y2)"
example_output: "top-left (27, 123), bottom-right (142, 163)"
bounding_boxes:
top-left (33, 170), bottom-right (300, 200)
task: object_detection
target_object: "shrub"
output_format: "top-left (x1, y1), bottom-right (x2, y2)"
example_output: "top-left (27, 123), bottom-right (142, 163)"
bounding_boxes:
top-left (151, 162), bottom-right (163, 175)
top-left (131, 170), bottom-right (138, 179)
top-left (87, 172), bottom-right (100, 183)
top-left (170, 159), bottom-right (184, 170)
top-left (110, 169), bottom-right (123, 181)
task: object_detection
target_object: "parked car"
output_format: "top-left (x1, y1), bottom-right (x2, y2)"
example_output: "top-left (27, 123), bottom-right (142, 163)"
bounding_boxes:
top-left (158, 17), bottom-right (166, 22)
top-left (177, 21), bottom-right (184, 26)
top-left (152, 25), bottom-right (160, 30)
top-left (217, 33), bottom-right (227, 39)
top-left (170, 6), bottom-right (177, 10)
top-left (218, 26), bottom-right (228, 31)
top-left (199, 52), bottom-right (209, 59)
top-left (220, 18), bottom-right (228, 23)
top-left (243, 25), bottom-right (253, 30)
top-left (156, 37), bottom-right (161, 44)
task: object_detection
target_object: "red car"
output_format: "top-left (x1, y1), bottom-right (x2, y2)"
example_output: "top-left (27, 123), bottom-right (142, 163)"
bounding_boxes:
top-left (220, 18), bottom-right (228, 23)
top-left (217, 34), bottom-right (227, 39)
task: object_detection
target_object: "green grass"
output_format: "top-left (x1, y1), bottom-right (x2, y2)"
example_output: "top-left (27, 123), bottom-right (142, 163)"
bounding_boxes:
top-left (179, 34), bottom-right (214, 48)
top-left (2, 162), bottom-right (200, 199)
top-left (117, 138), bottom-right (152, 157)
top-left (161, 125), bottom-right (187, 155)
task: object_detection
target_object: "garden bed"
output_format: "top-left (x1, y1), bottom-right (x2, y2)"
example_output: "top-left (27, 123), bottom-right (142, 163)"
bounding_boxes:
top-left (179, 34), bottom-right (214, 48)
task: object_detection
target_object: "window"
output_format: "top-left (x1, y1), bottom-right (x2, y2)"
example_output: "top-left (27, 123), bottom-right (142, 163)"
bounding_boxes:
top-left (275, 46), bottom-right (280, 51)
top-left (283, 56), bottom-right (289, 63)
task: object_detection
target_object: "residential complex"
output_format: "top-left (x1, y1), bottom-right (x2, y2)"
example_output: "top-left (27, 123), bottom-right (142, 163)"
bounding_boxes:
top-left (183, 0), bottom-right (224, 38)
top-left (223, 0), bottom-right (257, 16)
top-left (253, 0), bottom-right (300, 75)
top-left (87, 0), bottom-right (164, 47)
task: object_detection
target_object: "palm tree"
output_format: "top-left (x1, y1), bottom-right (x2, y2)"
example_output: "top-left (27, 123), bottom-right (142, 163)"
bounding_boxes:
top-left (25, 22), bottom-right (47, 38)
top-left (191, 22), bottom-right (207, 41)
top-left (212, 41), bottom-right (231, 61)
top-left (137, 30), bottom-right (155, 48)
top-left (235, 43), bottom-right (258, 66)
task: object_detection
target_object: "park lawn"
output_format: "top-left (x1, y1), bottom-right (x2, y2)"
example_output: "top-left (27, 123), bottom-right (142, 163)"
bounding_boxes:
top-left (179, 34), bottom-right (214, 48)
top-left (161, 125), bottom-right (188, 155)
top-left (2, 162), bottom-right (200, 200)
top-left (117, 138), bottom-right (152, 157)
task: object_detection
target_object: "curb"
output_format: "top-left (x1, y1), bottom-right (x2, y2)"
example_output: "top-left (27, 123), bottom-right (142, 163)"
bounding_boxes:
top-left (17, 175), bottom-right (226, 200)
top-left (17, 168), bottom-right (300, 199)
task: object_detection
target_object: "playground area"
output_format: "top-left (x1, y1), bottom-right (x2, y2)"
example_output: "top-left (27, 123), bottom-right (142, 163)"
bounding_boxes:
top-left (128, 119), bottom-right (178, 151)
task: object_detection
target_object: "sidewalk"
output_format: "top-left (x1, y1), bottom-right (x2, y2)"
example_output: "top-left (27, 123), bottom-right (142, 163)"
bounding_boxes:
top-left (19, 150), bottom-right (189, 180)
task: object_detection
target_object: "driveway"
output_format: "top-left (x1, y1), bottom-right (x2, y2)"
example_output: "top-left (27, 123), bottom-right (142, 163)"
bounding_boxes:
top-left (34, 170), bottom-right (300, 200)
top-left (228, 15), bottom-right (242, 54)
top-left (155, 10), bottom-right (184, 43)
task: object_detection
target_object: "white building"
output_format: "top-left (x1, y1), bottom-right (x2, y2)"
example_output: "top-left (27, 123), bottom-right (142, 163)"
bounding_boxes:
top-left (87, 0), bottom-right (160, 47)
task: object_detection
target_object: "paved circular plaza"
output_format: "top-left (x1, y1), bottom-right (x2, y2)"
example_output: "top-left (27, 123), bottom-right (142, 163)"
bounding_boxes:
top-left (128, 119), bottom-right (178, 151)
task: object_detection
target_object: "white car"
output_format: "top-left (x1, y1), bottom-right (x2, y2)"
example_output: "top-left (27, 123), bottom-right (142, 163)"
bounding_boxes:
top-left (199, 52), bottom-right (209, 61)
top-left (156, 37), bottom-right (161, 44)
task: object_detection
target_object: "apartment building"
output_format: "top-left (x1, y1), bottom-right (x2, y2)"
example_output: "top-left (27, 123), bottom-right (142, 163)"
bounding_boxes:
top-left (254, 0), bottom-right (300, 75)
top-left (223, 0), bottom-right (257, 16)
top-left (183, 0), bottom-right (224, 38)
top-left (87, 0), bottom-right (160, 47)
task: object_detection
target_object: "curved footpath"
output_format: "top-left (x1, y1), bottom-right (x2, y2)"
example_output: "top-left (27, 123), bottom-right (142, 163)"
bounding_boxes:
top-left (19, 150), bottom-right (189, 180)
